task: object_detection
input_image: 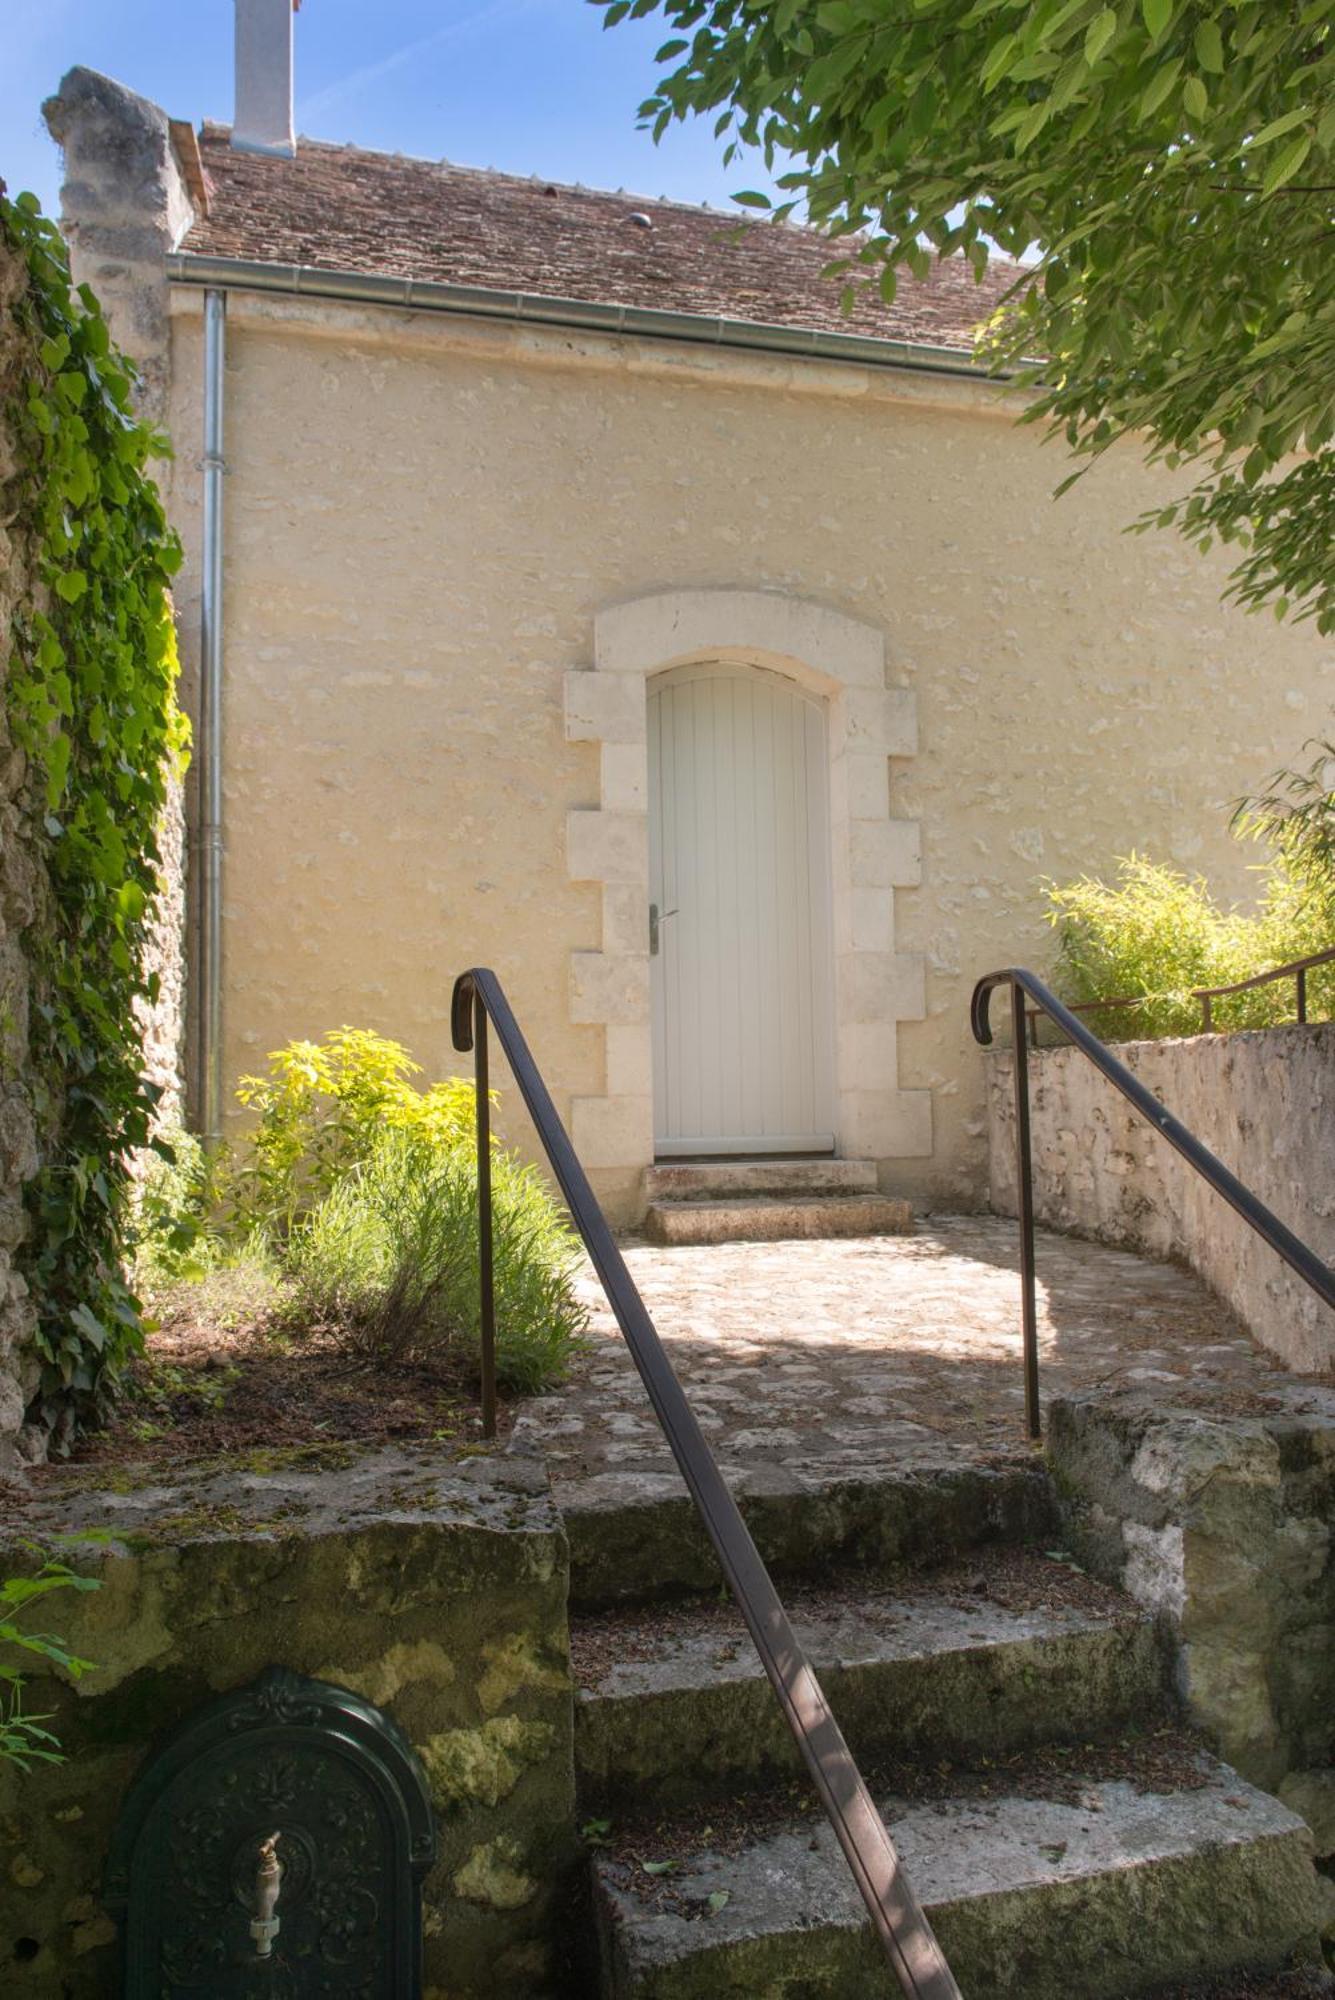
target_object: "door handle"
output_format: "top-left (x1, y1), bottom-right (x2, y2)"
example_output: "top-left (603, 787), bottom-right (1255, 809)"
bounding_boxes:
top-left (649, 903), bottom-right (678, 956)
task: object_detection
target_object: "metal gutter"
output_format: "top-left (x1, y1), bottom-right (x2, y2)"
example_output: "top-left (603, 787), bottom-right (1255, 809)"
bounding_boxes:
top-left (166, 250), bottom-right (1001, 384)
top-left (198, 288), bottom-right (226, 1147)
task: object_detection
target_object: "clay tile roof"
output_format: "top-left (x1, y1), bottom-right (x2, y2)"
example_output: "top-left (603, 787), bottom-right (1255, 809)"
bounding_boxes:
top-left (182, 126), bottom-right (1022, 355)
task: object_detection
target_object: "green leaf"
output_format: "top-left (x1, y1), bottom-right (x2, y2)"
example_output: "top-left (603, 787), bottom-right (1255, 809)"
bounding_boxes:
top-left (1246, 105), bottom-right (1311, 151)
top-left (69, 1304), bottom-right (107, 1353)
top-left (1083, 8), bottom-right (1117, 64)
top-left (1193, 19), bottom-right (1223, 72)
top-left (53, 570), bottom-right (87, 604)
top-left (1182, 74), bottom-right (1208, 121)
top-left (1140, 0), bottom-right (1171, 39)
top-left (1261, 131), bottom-right (1311, 196)
top-left (1137, 58), bottom-right (1182, 119)
top-left (707, 1890), bottom-right (731, 1913)
top-left (732, 189), bottom-right (772, 208)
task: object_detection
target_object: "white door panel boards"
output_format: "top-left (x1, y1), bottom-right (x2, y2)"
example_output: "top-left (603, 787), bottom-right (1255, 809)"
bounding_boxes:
top-left (649, 663), bottom-right (835, 1156)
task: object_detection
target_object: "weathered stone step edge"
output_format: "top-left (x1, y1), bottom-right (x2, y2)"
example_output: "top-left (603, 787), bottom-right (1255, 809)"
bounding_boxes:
top-left (643, 1193), bottom-right (914, 1245)
top-left (594, 1768), bottom-right (1325, 2000)
top-left (644, 1159), bottom-right (879, 1201)
top-left (562, 1457), bottom-right (1057, 1611)
top-left (575, 1582), bottom-right (1168, 1813)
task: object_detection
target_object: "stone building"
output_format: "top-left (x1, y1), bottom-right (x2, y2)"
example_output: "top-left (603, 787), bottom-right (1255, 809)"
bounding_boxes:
top-left (41, 23), bottom-right (1334, 1227)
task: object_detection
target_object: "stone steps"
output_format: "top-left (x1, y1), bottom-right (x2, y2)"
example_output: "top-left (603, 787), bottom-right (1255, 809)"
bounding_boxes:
top-left (640, 1157), bottom-right (913, 1245)
top-left (592, 1765), bottom-right (1326, 2000)
top-left (573, 1552), bottom-right (1169, 1816)
top-left (564, 1222), bottom-right (1331, 1996)
top-left (643, 1192), bottom-right (914, 1245)
top-left (644, 1159), bottom-right (880, 1201)
top-left (563, 1455), bottom-right (1056, 1611)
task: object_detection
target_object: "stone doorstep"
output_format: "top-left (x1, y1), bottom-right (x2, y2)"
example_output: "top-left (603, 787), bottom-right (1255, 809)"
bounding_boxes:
top-left (574, 1567), bottom-right (1168, 1815)
top-left (642, 1193), bottom-right (915, 1246)
top-left (643, 1159), bottom-right (880, 1202)
top-left (594, 1769), bottom-right (1325, 2000)
top-left (561, 1458), bottom-right (1058, 1612)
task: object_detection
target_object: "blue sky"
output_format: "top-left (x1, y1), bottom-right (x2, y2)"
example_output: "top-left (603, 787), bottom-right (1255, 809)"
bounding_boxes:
top-left (4, 0), bottom-right (776, 221)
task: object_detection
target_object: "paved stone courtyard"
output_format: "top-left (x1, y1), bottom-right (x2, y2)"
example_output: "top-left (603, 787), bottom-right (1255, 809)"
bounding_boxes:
top-left (516, 1216), bottom-right (1335, 1502)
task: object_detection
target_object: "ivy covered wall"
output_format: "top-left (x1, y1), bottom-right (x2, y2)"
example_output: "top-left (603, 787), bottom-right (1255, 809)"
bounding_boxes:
top-left (0, 188), bottom-right (185, 1463)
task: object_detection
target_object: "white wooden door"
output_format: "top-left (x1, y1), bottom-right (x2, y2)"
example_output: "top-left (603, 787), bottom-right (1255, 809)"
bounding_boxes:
top-left (649, 662), bottom-right (835, 1156)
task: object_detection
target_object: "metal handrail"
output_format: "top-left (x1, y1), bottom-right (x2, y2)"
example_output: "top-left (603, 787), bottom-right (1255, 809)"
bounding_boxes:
top-left (1193, 943), bottom-right (1335, 1031)
top-left (452, 967), bottom-right (960, 2000)
top-left (1021, 993), bottom-right (1152, 1046)
top-left (972, 966), bottom-right (1335, 1441)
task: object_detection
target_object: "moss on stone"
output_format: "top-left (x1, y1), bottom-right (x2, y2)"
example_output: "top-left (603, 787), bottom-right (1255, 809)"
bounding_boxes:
top-left (318, 1639), bottom-right (459, 1709)
top-left (419, 1714), bottom-right (557, 1810)
top-left (451, 1835), bottom-right (536, 1911)
top-left (477, 1627), bottom-right (570, 1715)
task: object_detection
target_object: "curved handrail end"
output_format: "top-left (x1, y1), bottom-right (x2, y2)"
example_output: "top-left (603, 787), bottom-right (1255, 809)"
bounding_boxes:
top-left (451, 968), bottom-right (484, 1053)
top-left (970, 968), bottom-right (1020, 1048)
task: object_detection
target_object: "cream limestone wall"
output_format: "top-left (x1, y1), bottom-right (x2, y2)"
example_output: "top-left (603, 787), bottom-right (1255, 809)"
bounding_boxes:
top-left (167, 290), bottom-right (1334, 1221)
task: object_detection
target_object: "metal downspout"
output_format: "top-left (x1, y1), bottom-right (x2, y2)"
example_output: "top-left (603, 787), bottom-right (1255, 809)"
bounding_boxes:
top-left (199, 288), bottom-right (226, 1146)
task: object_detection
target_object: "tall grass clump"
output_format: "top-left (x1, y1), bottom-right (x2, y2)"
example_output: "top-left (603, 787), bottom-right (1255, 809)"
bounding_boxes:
top-left (285, 1132), bottom-right (584, 1393)
top-left (1044, 852), bottom-right (1334, 1039)
top-left (132, 1028), bottom-right (585, 1397)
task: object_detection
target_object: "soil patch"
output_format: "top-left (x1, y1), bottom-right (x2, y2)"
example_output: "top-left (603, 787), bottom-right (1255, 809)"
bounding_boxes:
top-left (30, 1267), bottom-right (505, 1477)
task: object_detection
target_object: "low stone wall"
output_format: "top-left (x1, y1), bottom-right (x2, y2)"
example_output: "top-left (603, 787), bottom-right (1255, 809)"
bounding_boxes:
top-left (986, 1024), bottom-right (1335, 1373)
top-left (0, 1441), bottom-right (576, 1998)
top-left (1050, 1391), bottom-right (1335, 1860)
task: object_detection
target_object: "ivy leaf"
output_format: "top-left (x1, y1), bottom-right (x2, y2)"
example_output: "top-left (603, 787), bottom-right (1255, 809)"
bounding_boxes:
top-left (2, 187), bottom-right (182, 1438)
top-left (69, 1305), bottom-right (107, 1353)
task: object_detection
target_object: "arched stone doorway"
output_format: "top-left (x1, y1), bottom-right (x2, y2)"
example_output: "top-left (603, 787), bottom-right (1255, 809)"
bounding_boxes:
top-left (563, 587), bottom-right (931, 1183)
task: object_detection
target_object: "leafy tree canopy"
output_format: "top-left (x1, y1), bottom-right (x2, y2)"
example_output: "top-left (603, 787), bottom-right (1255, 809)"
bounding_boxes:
top-left (603, 0), bottom-right (1335, 632)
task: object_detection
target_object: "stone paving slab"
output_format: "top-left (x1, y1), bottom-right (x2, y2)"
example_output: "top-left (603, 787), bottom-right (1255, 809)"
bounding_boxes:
top-left (517, 1217), bottom-right (1335, 1501)
top-left (594, 1765), bottom-right (1323, 2000)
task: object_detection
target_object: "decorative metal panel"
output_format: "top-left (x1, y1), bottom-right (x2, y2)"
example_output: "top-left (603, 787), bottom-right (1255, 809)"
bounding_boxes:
top-left (106, 1667), bottom-right (436, 1997)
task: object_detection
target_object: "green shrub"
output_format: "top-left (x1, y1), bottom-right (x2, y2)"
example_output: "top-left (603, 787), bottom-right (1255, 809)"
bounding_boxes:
top-left (1044, 852), bottom-right (1331, 1039)
top-left (284, 1132), bottom-right (585, 1393)
top-left (131, 1030), bottom-right (581, 1402)
top-left (1256, 863), bottom-right (1335, 1023)
top-left (1234, 739), bottom-right (1335, 928)
top-left (231, 1028), bottom-right (479, 1239)
top-left (131, 1127), bottom-right (219, 1282)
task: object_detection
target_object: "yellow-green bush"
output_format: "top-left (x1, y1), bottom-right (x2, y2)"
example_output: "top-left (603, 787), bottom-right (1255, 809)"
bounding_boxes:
top-left (135, 1028), bottom-right (584, 1395)
top-left (1044, 853), bottom-right (1334, 1039)
top-left (231, 1027), bottom-right (480, 1239)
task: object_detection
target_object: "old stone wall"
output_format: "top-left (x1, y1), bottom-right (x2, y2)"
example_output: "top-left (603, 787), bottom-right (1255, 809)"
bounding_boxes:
top-left (1050, 1391), bottom-right (1335, 1860)
top-left (0, 228), bottom-right (50, 1466)
top-left (0, 1441), bottom-right (577, 1998)
top-left (987, 1026), bottom-right (1335, 1374)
